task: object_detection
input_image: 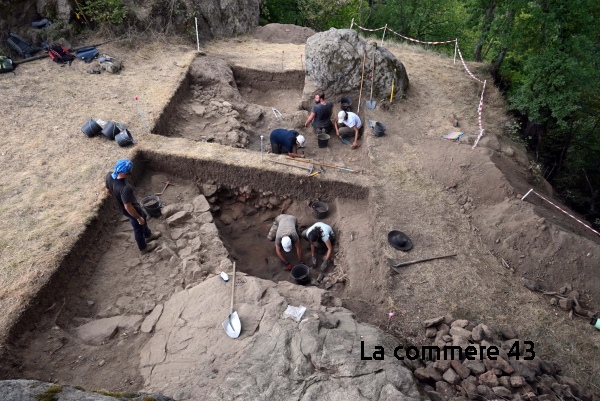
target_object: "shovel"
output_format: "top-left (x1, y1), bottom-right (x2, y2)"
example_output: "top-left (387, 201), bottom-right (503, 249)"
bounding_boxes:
top-left (222, 261), bottom-right (241, 338)
top-left (366, 53), bottom-right (377, 110)
top-left (387, 254), bottom-right (457, 273)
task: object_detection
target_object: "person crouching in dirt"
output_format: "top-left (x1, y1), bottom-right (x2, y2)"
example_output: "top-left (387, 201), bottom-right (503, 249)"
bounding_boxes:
top-left (302, 222), bottom-right (335, 270)
top-left (267, 214), bottom-right (303, 270)
top-left (304, 92), bottom-right (334, 134)
top-left (105, 159), bottom-right (162, 255)
top-left (334, 110), bottom-right (363, 149)
top-left (269, 128), bottom-right (306, 158)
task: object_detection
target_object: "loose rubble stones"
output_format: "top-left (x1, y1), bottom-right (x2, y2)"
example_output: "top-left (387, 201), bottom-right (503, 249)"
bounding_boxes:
top-left (413, 316), bottom-right (596, 401)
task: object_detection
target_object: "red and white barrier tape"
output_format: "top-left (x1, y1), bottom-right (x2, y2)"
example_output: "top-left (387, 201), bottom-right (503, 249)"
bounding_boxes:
top-left (455, 42), bottom-right (484, 84)
top-left (522, 189), bottom-right (600, 237)
top-left (472, 80), bottom-right (487, 149)
top-left (387, 28), bottom-right (456, 44)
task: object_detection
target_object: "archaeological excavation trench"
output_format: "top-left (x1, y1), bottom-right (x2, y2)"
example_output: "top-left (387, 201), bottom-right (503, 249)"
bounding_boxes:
top-left (0, 152), bottom-right (374, 393)
top-left (153, 56), bottom-right (371, 172)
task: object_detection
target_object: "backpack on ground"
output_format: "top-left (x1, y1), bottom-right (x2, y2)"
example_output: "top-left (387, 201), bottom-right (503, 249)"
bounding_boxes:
top-left (48, 45), bottom-right (74, 65)
top-left (0, 56), bottom-right (14, 74)
top-left (75, 46), bottom-right (99, 63)
top-left (7, 32), bottom-right (40, 59)
top-left (100, 55), bottom-right (123, 74)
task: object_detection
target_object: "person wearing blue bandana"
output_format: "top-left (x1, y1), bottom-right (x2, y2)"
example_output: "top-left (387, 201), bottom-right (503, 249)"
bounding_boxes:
top-left (105, 159), bottom-right (161, 254)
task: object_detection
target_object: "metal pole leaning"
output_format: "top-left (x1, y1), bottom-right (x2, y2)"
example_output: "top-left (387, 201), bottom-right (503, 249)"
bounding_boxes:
top-left (521, 189), bottom-right (534, 201)
top-left (350, 18), bottom-right (354, 29)
top-left (453, 39), bottom-right (457, 65)
top-left (381, 24), bottom-right (388, 46)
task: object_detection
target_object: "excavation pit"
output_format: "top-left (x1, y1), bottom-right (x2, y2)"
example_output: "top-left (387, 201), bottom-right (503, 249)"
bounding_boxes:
top-left (1, 153), bottom-right (372, 393)
top-left (156, 56), bottom-right (371, 169)
top-left (232, 66), bottom-right (304, 114)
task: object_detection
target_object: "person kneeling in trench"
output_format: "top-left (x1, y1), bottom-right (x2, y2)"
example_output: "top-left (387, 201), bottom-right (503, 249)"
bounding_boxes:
top-left (302, 222), bottom-right (335, 270)
top-left (105, 159), bottom-right (162, 255)
top-left (269, 128), bottom-right (306, 158)
top-left (334, 110), bottom-right (363, 149)
top-left (267, 214), bottom-right (303, 270)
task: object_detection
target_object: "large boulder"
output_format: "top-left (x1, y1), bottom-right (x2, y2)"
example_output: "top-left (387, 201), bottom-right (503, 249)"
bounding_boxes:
top-left (305, 28), bottom-right (409, 97)
top-left (140, 274), bottom-right (423, 400)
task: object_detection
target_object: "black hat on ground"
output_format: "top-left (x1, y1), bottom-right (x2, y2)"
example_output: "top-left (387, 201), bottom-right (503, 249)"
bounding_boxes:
top-left (388, 230), bottom-right (413, 251)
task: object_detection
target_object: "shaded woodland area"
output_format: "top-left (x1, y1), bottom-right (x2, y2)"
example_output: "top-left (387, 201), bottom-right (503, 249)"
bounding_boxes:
top-left (262, 0), bottom-right (600, 227)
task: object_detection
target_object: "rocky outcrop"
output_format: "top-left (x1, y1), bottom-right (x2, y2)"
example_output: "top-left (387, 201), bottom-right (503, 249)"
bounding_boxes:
top-left (305, 28), bottom-right (409, 97)
top-left (140, 274), bottom-right (423, 400)
top-left (0, 380), bottom-right (174, 401)
top-left (131, 0), bottom-right (261, 40)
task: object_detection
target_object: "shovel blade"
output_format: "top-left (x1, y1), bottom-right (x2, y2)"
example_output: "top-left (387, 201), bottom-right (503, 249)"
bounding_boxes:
top-left (223, 311), bottom-right (241, 338)
top-left (366, 101), bottom-right (376, 110)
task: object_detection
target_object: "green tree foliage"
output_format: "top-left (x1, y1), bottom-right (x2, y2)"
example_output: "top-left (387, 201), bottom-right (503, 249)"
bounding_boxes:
top-left (81, 0), bottom-right (128, 25)
top-left (470, 0), bottom-right (600, 223)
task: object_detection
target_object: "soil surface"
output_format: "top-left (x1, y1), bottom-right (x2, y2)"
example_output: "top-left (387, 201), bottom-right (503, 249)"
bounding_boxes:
top-left (1, 23), bottom-right (600, 395)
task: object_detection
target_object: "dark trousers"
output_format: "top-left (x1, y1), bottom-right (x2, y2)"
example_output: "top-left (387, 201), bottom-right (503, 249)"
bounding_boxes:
top-left (271, 140), bottom-right (285, 154)
top-left (126, 206), bottom-right (152, 251)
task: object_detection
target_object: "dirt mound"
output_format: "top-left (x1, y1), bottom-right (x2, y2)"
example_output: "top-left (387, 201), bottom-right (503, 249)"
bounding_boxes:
top-left (252, 23), bottom-right (316, 44)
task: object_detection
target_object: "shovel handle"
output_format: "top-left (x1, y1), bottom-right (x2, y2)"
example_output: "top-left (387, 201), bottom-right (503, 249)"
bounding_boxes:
top-left (230, 261), bottom-right (236, 310)
top-left (398, 253), bottom-right (457, 267)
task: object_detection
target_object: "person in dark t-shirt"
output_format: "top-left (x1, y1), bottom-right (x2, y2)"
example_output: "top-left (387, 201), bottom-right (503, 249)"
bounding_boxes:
top-left (304, 92), bottom-right (333, 133)
top-left (105, 159), bottom-right (162, 254)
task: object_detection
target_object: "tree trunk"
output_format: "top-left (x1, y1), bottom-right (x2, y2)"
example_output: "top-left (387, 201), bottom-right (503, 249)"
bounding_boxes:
top-left (474, 2), bottom-right (497, 62)
top-left (491, 47), bottom-right (507, 77)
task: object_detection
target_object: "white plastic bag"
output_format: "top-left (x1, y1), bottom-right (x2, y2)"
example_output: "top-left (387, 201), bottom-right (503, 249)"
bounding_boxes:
top-left (283, 305), bottom-right (306, 322)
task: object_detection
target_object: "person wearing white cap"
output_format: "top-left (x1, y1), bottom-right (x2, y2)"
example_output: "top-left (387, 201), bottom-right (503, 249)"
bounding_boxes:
top-left (267, 214), bottom-right (303, 271)
top-left (269, 128), bottom-right (306, 158)
top-left (334, 110), bottom-right (363, 149)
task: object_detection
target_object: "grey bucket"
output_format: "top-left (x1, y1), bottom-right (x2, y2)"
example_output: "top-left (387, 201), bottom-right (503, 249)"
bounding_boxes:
top-left (115, 129), bottom-right (135, 147)
top-left (291, 264), bottom-right (311, 285)
top-left (374, 122), bottom-right (387, 136)
top-left (141, 195), bottom-right (162, 217)
top-left (340, 96), bottom-right (352, 112)
top-left (102, 121), bottom-right (120, 140)
top-left (317, 133), bottom-right (330, 148)
top-left (81, 118), bottom-right (102, 137)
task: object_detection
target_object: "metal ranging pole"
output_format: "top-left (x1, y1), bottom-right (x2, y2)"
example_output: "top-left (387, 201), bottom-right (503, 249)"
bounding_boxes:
top-left (260, 136), bottom-right (264, 162)
top-left (195, 18), bottom-right (200, 52)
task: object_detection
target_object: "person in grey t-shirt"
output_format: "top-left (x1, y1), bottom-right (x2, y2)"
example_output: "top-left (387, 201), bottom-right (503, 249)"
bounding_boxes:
top-left (304, 92), bottom-right (333, 133)
top-left (267, 214), bottom-right (303, 270)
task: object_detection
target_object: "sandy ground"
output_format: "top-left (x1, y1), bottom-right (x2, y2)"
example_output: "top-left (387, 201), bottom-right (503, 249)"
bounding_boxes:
top-left (1, 25), bottom-right (600, 394)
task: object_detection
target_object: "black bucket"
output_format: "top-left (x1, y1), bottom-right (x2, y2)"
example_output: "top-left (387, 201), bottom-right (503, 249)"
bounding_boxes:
top-left (291, 264), bottom-right (311, 285)
top-left (317, 133), bottom-right (330, 148)
top-left (81, 118), bottom-right (102, 137)
top-left (374, 122), bottom-right (387, 137)
top-left (141, 195), bottom-right (162, 218)
top-left (340, 96), bottom-right (352, 112)
top-left (102, 121), bottom-right (120, 140)
top-left (311, 201), bottom-right (329, 219)
top-left (115, 129), bottom-right (135, 147)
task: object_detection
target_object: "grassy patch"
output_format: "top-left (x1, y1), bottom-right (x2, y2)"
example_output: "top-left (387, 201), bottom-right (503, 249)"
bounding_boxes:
top-left (35, 385), bottom-right (63, 401)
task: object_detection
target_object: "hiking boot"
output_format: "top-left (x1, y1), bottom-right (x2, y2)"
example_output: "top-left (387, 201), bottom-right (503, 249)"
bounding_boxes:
top-left (141, 242), bottom-right (157, 255)
top-left (145, 231), bottom-right (162, 242)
